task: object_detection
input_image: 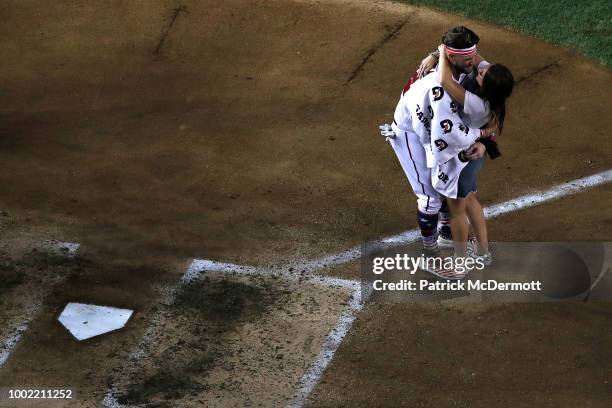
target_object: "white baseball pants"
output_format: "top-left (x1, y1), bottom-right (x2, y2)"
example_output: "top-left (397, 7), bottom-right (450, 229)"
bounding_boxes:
top-left (389, 126), bottom-right (444, 215)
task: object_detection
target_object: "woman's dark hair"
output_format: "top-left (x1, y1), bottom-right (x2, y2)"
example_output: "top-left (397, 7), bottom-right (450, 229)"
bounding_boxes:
top-left (480, 64), bottom-right (514, 134)
top-left (442, 26), bottom-right (480, 49)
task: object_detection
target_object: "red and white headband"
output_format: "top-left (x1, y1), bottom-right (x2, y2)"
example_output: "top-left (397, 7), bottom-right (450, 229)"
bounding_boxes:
top-left (446, 45), bottom-right (477, 56)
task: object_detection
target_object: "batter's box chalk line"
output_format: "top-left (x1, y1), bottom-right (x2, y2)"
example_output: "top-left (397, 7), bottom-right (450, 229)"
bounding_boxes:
top-left (0, 241), bottom-right (81, 368)
top-left (103, 258), bottom-right (362, 408)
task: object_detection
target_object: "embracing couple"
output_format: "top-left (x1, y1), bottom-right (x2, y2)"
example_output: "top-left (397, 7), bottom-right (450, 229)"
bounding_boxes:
top-left (380, 26), bottom-right (514, 279)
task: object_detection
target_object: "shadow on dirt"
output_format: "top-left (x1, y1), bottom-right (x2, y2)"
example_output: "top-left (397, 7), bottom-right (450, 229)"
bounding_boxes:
top-left (117, 276), bottom-right (285, 406)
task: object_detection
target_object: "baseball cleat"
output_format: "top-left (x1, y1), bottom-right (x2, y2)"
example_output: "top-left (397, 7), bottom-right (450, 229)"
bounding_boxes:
top-left (437, 234), bottom-right (454, 249)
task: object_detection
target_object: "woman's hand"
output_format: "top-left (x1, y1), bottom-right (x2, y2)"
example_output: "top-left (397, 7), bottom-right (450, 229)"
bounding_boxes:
top-left (465, 142), bottom-right (486, 160)
top-left (480, 115), bottom-right (499, 138)
top-left (416, 53), bottom-right (438, 78)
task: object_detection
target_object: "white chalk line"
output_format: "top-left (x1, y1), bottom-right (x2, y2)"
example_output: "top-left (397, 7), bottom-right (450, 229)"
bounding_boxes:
top-left (186, 259), bottom-right (360, 290)
top-left (483, 170), bottom-right (612, 219)
top-left (92, 168), bottom-right (612, 406)
top-left (288, 169), bottom-right (612, 274)
top-left (0, 301), bottom-right (42, 368)
top-left (286, 289), bottom-right (364, 408)
top-left (0, 241), bottom-right (80, 368)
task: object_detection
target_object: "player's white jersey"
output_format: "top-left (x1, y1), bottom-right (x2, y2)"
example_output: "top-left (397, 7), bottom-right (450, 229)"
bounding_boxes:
top-left (391, 71), bottom-right (480, 198)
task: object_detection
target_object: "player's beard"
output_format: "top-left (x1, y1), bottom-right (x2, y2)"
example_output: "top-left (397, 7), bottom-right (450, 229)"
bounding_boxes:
top-left (451, 59), bottom-right (473, 75)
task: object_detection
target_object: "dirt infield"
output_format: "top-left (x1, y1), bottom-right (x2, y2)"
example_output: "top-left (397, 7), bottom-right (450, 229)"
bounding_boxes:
top-left (0, 0), bottom-right (611, 406)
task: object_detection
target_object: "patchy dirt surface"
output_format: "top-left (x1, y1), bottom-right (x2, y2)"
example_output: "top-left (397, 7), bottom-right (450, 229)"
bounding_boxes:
top-left (0, 0), bottom-right (610, 407)
top-left (111, 274), bottom-right (351, 407)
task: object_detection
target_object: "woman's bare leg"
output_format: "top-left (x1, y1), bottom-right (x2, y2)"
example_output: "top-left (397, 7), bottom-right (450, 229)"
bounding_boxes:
top-left (465, 193), bottom-right (489, 255)
top-left (446, 198), bottom-right (469, 256)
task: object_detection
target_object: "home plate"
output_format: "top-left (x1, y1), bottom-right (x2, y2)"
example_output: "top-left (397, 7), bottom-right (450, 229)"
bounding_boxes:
top-left (58, 303), bottom-right (133, 341)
